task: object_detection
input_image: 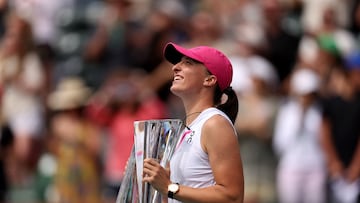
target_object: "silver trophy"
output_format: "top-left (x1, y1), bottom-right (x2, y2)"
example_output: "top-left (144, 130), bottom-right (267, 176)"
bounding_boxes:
top-left (116, 119), bottom-right (184, 203)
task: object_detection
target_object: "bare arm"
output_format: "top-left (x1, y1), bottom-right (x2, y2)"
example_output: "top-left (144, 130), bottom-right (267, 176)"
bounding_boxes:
top-left (346, 139), bottom-right (360, 182)
top-left (180, 115), bottom-right (244, 203)
top-left (144, 115), bottom-right (244, 203)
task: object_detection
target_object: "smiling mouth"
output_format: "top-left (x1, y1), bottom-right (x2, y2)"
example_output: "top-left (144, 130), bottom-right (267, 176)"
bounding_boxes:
top-left (174, 75), bottom-right (183, 81)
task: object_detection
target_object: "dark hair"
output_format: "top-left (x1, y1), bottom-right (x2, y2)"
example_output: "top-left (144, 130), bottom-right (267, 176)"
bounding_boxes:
top-left (214, 86), bottom-right (238, 124)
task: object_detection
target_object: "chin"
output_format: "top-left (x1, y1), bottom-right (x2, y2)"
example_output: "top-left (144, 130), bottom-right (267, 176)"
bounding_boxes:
top-left (170, 85), bottom-right (183, 97)
top-left (170, 85), bottom-right (178, 93)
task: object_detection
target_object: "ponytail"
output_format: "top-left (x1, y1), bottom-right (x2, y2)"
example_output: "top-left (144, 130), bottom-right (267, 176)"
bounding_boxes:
top-left (214, 86), bottom-right (239, 124)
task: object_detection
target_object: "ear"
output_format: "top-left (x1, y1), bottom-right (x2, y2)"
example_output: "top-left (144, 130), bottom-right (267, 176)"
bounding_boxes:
top-left (203, 75), bottom-right (217, 88)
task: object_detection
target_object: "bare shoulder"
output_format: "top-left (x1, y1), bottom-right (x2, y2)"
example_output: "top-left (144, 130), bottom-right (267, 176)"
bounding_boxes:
top-left (201, 114), bottom-right (238, 152)
top-left (203, 114), bottom-right (235, 136)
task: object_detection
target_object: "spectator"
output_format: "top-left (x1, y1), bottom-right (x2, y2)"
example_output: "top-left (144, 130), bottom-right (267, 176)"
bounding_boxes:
top-left (234, 59), bottom-right (279, 203)
top-left (83, 0), bottom-right (133, 89)
top-left (320, 58), bottom-right (360, 203)
top-left (273, 68), bottom-right (327, 203)
top-left (260, 0), bottom-right (301, 86)
top-left (0, 11), bottom-right (45, 202)
top-left (47, 77), bottom-right (102, 203)
top-left (229, 21), bottom-right (279, 202)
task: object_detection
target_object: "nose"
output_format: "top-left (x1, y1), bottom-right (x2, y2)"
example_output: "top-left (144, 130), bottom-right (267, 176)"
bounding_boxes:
top-left (172, 62), bottom-right (181, 72)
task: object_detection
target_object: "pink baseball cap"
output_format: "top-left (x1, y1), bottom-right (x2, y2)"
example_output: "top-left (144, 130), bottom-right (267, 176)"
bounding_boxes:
top-left (164, 42), bottom-right (233, 91)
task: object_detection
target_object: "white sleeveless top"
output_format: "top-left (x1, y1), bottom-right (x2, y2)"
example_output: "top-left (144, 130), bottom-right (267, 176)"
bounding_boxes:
top-left (168, 107), bottom-right (235, 203)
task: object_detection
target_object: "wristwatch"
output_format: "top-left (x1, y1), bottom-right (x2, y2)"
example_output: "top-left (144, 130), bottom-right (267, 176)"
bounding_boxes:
top-left (167, 183), bottom-right (180, 199)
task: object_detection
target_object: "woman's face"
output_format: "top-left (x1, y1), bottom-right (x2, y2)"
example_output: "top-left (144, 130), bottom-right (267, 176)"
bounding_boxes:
top-left (170, 56), bottom-right (210, 96)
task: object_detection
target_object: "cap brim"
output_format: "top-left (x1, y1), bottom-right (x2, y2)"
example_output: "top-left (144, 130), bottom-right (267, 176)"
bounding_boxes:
top-left (164, 42), bottom-right (202, 64)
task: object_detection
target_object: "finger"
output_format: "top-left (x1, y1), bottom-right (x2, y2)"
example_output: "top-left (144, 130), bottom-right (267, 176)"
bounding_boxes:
top-left (143, 161), bottom-right (157, 171)
top-left (143, 166), bottom-right (154, 176)
top-left (142, 168), bottom-right (158, 184)
top-left (144, 159), bottom-right (162, 173)
top-left (165, 167), bottom-right (170, 176)
top-left (144, 158), bottom-right (160, 166)
top-left (142, 174), bottom-right (154, 183)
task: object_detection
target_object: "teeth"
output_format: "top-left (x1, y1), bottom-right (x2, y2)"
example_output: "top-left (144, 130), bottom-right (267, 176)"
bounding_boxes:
top-left (174, 76), bottom-right (182, 80)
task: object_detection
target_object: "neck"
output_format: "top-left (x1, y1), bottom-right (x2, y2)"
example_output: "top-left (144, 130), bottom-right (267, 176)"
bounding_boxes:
top-left (177, 87), bottom-right (215, 125)
top-left (183, 111), bottom-right (202, 128)
top-left (182, 101), bottom-right (213, 126)
top-left (185, 88), bottom-right (213, 107)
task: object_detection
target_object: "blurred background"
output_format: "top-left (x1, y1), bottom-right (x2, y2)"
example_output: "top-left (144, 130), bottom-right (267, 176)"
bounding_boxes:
top-left (0, 0), bottom-right (360, 203)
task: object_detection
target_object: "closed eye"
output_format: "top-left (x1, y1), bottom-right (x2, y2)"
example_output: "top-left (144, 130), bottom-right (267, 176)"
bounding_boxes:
top-left (181, 57), bottom-right (201, 66)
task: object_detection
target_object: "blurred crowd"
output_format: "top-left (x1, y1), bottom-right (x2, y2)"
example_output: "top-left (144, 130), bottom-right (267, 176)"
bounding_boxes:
top-left (0, 0), bottom-right (359, 203)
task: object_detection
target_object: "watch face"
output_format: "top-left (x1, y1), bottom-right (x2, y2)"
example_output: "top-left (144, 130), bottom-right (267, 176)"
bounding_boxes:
top-left (169, 183), bottom-right (179, 192)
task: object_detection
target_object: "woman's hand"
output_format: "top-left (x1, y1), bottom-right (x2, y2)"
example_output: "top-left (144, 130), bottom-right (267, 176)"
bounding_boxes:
top-left (329, 159), bottom-right (344, 179)
top-left (143, 158), bottom-right (171, 195)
